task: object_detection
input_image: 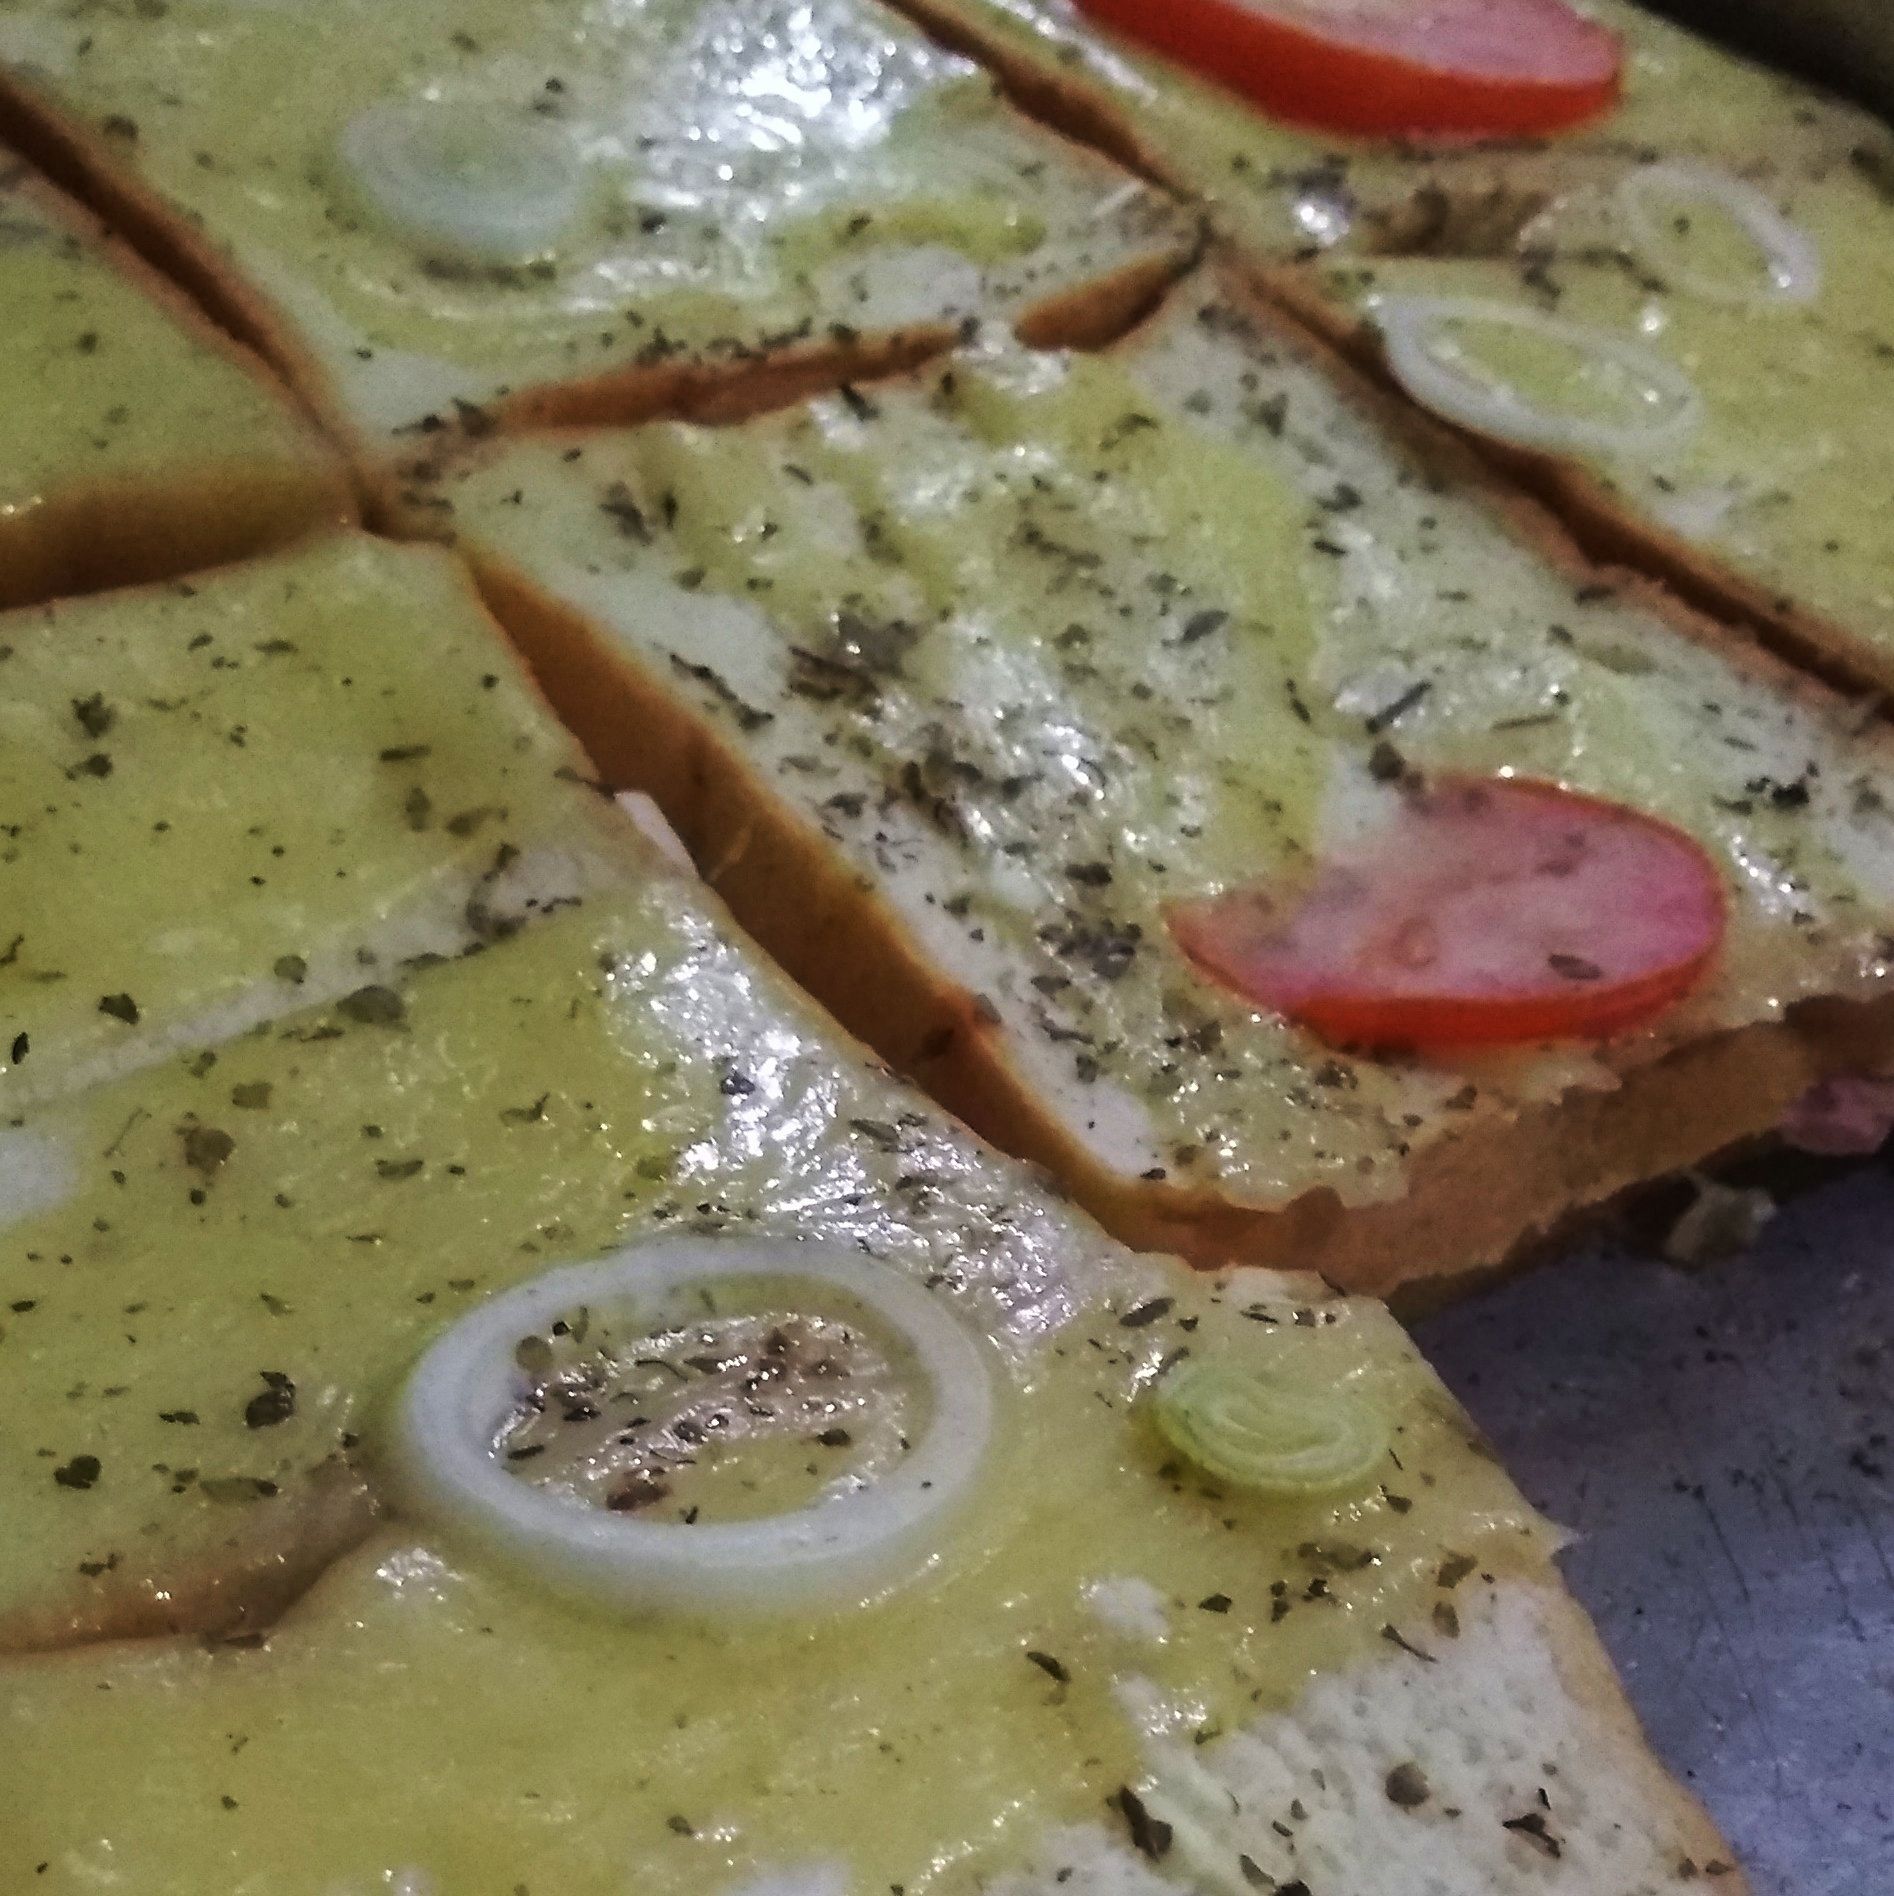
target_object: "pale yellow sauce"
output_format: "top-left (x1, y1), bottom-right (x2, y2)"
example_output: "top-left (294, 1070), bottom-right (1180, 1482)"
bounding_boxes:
top-left (0, 892), bottom-right (1546, 1895)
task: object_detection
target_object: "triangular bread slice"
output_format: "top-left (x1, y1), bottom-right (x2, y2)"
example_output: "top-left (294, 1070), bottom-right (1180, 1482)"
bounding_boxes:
top-left (0, 148), bottom-right (350, 607)
top-left (0, 0), bottom-right (1195, 475)
top-left (414, 271), bottom-right (1894, 1295)
top-left (858, 0), bottom-right (1894, 700)
top-left (0, 824), bottom-right (1742, 1892)
top-left (0, 530), bottom-right (637, 1114)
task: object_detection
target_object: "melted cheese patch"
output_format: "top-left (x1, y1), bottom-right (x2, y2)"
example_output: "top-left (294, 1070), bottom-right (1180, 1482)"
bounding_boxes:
top-left (439, 291), bottom-right (1894, 1207)
top-left (0, 0), bottom-right (1188, 436)
top-left (0, 533), bottom-right (607, 1111)
top-left (0, 893), bottom-right (1547, 1891)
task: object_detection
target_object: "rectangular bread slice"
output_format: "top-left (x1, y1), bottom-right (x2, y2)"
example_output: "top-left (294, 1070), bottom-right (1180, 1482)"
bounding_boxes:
top-left (0, 531), bottom-right (635, 1114)
top-left (417, 271), bottom-right (1894, 1295)
top-left (0, 148), bottom-right (350, 607)
top-left (0, 0), bottom-right (1195, 474)
top-left (0, 834), bottom-right (1741, 1893)
top-left (866, 0), bottom-right (1894, 699)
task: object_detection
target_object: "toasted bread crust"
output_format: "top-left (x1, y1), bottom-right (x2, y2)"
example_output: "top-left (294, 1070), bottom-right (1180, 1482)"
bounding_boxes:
top-left (891, 0), bottom-right (1180, 188)
top-left (0, 1461), bottom-right (378, 1656)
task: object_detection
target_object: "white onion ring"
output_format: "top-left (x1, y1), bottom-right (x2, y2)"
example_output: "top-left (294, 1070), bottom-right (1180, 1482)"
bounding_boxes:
top-left (389, 1239), bottom-right (994, 1618)
top-left (1375, 294), bottom-right (1704, 457)
top-left (1620, 161), bottom-right (1822, 306)
top-left (336, 100), bottom-right (588, 266)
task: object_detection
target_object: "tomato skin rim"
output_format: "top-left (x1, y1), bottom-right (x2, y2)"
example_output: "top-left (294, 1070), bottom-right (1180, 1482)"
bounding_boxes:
top-left (1165, 775), bottom-right (1729, 1052)
top-left (1072, 0), bottom-right (1623, 140)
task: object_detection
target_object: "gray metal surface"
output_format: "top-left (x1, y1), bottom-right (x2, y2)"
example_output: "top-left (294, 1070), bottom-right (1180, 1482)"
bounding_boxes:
top-left (1414, 1169), bottom-right (1894, 1896)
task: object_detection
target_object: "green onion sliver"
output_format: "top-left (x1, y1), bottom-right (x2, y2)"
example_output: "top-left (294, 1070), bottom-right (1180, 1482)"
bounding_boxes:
top-left (1151, 1360), bottom-right (1386, 1497)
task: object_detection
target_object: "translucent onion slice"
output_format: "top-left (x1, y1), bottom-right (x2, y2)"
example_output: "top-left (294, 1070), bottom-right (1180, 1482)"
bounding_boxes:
top-left (1150, 1360), bottom-right (1386, 1496)
top-left (391, 1239), bottom-right (994, 1618)
top-left (1376, 293), bottom-right (1703, 457)
top-left (1620, 160), bottom-right (1822, 307)
top-left (336, 100), bottom-right (589, 266)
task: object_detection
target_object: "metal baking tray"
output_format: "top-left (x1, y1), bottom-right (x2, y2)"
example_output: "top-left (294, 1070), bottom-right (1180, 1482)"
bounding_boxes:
top-left (1414, 1163), bottom-right (1894, 1895)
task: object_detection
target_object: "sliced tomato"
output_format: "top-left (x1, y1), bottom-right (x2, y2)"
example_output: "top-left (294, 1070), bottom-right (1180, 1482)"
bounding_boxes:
top-left (1074, 0), bottom-right (1623, 139)
top-left (1168, 775), bottom-right (1725, 1050)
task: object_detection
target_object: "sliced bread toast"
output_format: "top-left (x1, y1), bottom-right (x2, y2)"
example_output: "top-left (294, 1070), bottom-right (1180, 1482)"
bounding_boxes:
top-left (414, 271), bottom-right (1894, 1293)
top-left (0, 0), bottom-right (1194, 477)
top-left (878, 0), bottom-right (1894, 700)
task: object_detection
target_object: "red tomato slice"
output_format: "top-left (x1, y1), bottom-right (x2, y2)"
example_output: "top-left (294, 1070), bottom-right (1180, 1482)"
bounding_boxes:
top-left (1074, 0), bottom-right (1623, 139)
top-left (1168, 776), bottom-right (1725, 1049)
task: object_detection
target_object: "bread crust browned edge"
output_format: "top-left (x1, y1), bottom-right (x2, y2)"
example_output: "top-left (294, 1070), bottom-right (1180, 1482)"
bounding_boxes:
top-left (0, 158), bottom-right (357, 607)
top-left (881, 0), bottom-right (1894, 707)
top-left (0, 64), bottom-right (1200, 521)
top-left (400, 260), bottom-right (1894, 1303)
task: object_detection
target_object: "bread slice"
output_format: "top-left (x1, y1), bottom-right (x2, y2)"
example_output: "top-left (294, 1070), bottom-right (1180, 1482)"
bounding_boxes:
top-left (413, 270), bottom-right (1894, 1295)
top-left (0, 530), bottom-right (639, 1115)
top-left (863, 0), bottom-right (1894, 700)
top-left (0, 826), bottom-right (1740, 1887)
top-left (0, 0), bottom-right (1195, 480)
top-left (0, 149), bottom-right (350, 607)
